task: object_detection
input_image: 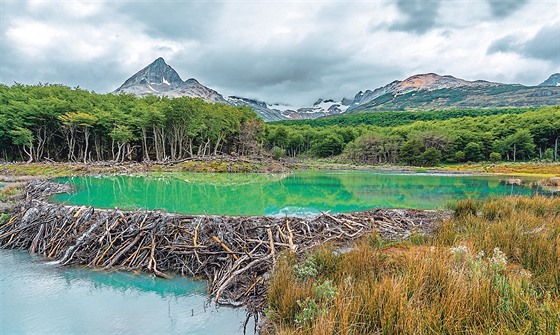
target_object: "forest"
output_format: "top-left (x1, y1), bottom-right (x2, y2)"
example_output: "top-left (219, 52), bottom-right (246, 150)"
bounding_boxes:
top-left (1, 84), bottom-right (559, 166)
top-left (267, 106), bottom-right (560, 165)
top-left (0, 84), bottom-right (263, 163)
top-left (273, 108), bottom-right (532, 128)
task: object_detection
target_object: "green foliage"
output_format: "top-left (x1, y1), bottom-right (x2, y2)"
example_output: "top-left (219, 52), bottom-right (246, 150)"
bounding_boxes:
top-left (311, 133), bottom-right (344, 158)
top-left (464, 142), bottom-right (483, 161)
top-left (314, 279), bottom-right (337, 301)
top-left (294, 257), bottom-right (319, 281)
top-left (344, 133), bottom-right (401, 164)
top-left (294, 298), bottom-right (319, 325)
top-left (59, 111), bottom-right (97, 127)
top-left (455, 150), bottom-right (466, 162)
top-left (0, 84), bottom-right (261, 161)
top-left (271, 146), bottom-right (286, 160)
top-left (109, 125), bottom-right (135, 143)
top-left (273, 108), bottom-right (532, 128)
top-left (419, 147), bottom-right (442, 166)
top-left (399, 139), bottom-right (424, 165)
top-left (0, 213), bottom-right (10, 226)
top-left (489, 152), bottom-right (501, 162)
top-left (266, 105), bottom-right (560, 166)
top-left (8, 127), bottom-right (33, 146)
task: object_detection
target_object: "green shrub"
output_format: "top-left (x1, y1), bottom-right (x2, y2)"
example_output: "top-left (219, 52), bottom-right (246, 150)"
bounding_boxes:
top-left (420, 147), bottom-right (442, 166)
top-left (271, 146), bottom-right (286, 160)
top-left (489, 152), bottom-right (501, 162)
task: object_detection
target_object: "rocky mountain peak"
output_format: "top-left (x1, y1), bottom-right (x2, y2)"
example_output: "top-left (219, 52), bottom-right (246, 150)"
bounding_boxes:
top-left (117, 58), bottom-right (183, 90)
top-left (398, 73), bottom-right (466, 91)
top-left (539, 73), bottom-right (560, 87)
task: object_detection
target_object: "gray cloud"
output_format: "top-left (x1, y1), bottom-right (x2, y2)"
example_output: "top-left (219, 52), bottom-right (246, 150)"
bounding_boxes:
top-left (390, 0), bottom-right (442, 34)
top-left (523, 22), bottom-right (560, 62)
top-left (170, 36), bottom-right (352, 104)
top-left (487, 0), bottom-right (529, 18)
top-left (487, 35), bottom-right (520, 54)
top-left (1, 0), bottom-right (558, 106)
top-left (116, 1), bottom-right (221, 40)
top-left (488, 21), bottom-right (560, 63)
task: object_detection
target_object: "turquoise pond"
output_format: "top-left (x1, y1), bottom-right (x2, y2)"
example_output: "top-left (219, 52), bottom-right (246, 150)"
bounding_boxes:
top-left (51, 170), bottom-right (545, 216)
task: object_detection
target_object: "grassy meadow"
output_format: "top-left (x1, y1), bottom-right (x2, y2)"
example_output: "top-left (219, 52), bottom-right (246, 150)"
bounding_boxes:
top-left (266, 196), bottom-right (560, 334)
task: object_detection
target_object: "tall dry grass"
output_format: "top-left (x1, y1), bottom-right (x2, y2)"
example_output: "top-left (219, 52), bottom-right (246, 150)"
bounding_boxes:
top-left (266, 196), bottom-right (560, 334)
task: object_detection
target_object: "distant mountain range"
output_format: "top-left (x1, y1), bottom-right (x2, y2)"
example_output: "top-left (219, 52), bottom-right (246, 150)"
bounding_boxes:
top-left (345, 73), bottom-right (560, 113)
top-left (114, 58), bottom-right (346, 121)
top-left (114, 58), bottom-right (560, 121)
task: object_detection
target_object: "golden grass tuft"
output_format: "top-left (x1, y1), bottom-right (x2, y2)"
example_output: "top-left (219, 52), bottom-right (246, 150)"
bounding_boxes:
top-left (0, 184), bottom-right (22, 202)
top-left (266, 196), bottom-right (560, 334)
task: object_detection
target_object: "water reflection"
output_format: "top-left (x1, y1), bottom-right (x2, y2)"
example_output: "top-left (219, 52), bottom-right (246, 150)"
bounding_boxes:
top-left (51, 171), bottom-right (544, 216)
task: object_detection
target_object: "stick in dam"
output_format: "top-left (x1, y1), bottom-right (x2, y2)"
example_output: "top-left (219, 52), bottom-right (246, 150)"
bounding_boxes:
top-left (0, 180), bottom-right (442, 315)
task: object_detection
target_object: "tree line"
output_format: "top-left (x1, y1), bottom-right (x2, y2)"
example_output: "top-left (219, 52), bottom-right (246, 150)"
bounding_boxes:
top-left (1, 84), bottom-right (559, 166)
top-left (272, 108), bottom-right (532, 128)
top-left (0, 84), bottom-right (263, 162)
top-left (265, 106), bottom-right (560, 166)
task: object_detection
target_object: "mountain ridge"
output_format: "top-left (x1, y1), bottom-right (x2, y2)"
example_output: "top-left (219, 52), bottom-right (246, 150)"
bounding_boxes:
top-left (539, 73), bottom-right (560, 87)
top-left (346, 73), bottom-right (560, 113)
top-left (114, 58), bottom-right (346, 121)
top-left (113, 58), bottom-right (560, 121)
top-left (114, 58), bottom-right (226, 103)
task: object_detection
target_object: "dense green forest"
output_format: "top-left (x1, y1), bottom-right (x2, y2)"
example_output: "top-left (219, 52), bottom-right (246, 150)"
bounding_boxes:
top-left (0, 84), bottom-right (263, 162)
top-left (266, 106), bottom-right (560, 165)
top-left (1, 84), bottom-right (559, 166)
top-left (272, 108), bottom-right (532, 128)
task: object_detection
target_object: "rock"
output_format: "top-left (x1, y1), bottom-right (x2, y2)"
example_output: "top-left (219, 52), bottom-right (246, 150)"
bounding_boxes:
top-left (505, 178), bottom-right (523, 186)
top-left (548, 177), bottom-right (560, 187)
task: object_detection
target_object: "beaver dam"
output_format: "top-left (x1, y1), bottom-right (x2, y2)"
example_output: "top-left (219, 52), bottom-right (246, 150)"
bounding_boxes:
top-left (0, 180), bottom-right (441, 325)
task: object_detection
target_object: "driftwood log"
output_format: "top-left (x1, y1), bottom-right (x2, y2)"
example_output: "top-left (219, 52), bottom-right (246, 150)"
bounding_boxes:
top-left (0, 180), bottom-right (442, 317)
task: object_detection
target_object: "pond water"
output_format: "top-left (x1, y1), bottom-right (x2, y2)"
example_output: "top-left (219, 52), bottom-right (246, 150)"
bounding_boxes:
top-left (51, 171), bottom-right (544, 216)
top-left (0, 249), bottom-right (252, 335)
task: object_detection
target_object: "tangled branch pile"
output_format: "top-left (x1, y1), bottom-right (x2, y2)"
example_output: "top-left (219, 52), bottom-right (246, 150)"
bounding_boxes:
top-left (0, 180), bottom-right (441, 315)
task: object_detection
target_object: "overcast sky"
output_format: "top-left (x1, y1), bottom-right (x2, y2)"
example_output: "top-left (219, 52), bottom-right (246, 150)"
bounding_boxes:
top-left (1, 0), bottom-right (559, 106)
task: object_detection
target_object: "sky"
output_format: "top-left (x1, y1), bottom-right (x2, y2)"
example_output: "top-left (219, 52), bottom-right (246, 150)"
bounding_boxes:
top-left (1, 0), bottom-right (559, 106)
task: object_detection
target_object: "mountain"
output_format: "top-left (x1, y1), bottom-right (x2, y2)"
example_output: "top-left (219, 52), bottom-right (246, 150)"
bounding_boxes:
top-left (539, 73), bottom-right (560, 87)
top-left (114, 57), bottom-right (225, 103)
top-left (346, 73), bottom-right (560, 113)
top-left (226, 96), bottom-right (286, 121)
top-left (115, 60), bottom-right (560, 121)
top-left (114, 58), bottom-right (341, 121)
top-left (226, 97), bottom-right (349, 121)
top-left (276, 99), bottom-right (349, 119)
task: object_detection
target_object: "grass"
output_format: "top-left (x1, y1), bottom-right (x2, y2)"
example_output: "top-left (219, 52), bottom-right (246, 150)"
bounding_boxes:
top-left (441, 162), bottom-right (560, 177)
top-left (0, 158), bottom-right (281, 178)
top-left (266, 196), bottom-right (560, 334)
top-left (0, 184), bottom-right (22, 202)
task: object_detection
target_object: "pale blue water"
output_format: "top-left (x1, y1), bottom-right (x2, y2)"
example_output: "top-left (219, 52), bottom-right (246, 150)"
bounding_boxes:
top-left (0, 250), bottom-right (253, 335)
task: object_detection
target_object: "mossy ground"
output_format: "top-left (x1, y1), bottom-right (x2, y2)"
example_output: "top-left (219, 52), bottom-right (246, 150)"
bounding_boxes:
top-left (0, 157), bottom-right (287, 179)
top-left (439, 162), bottom-right (560, 177)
